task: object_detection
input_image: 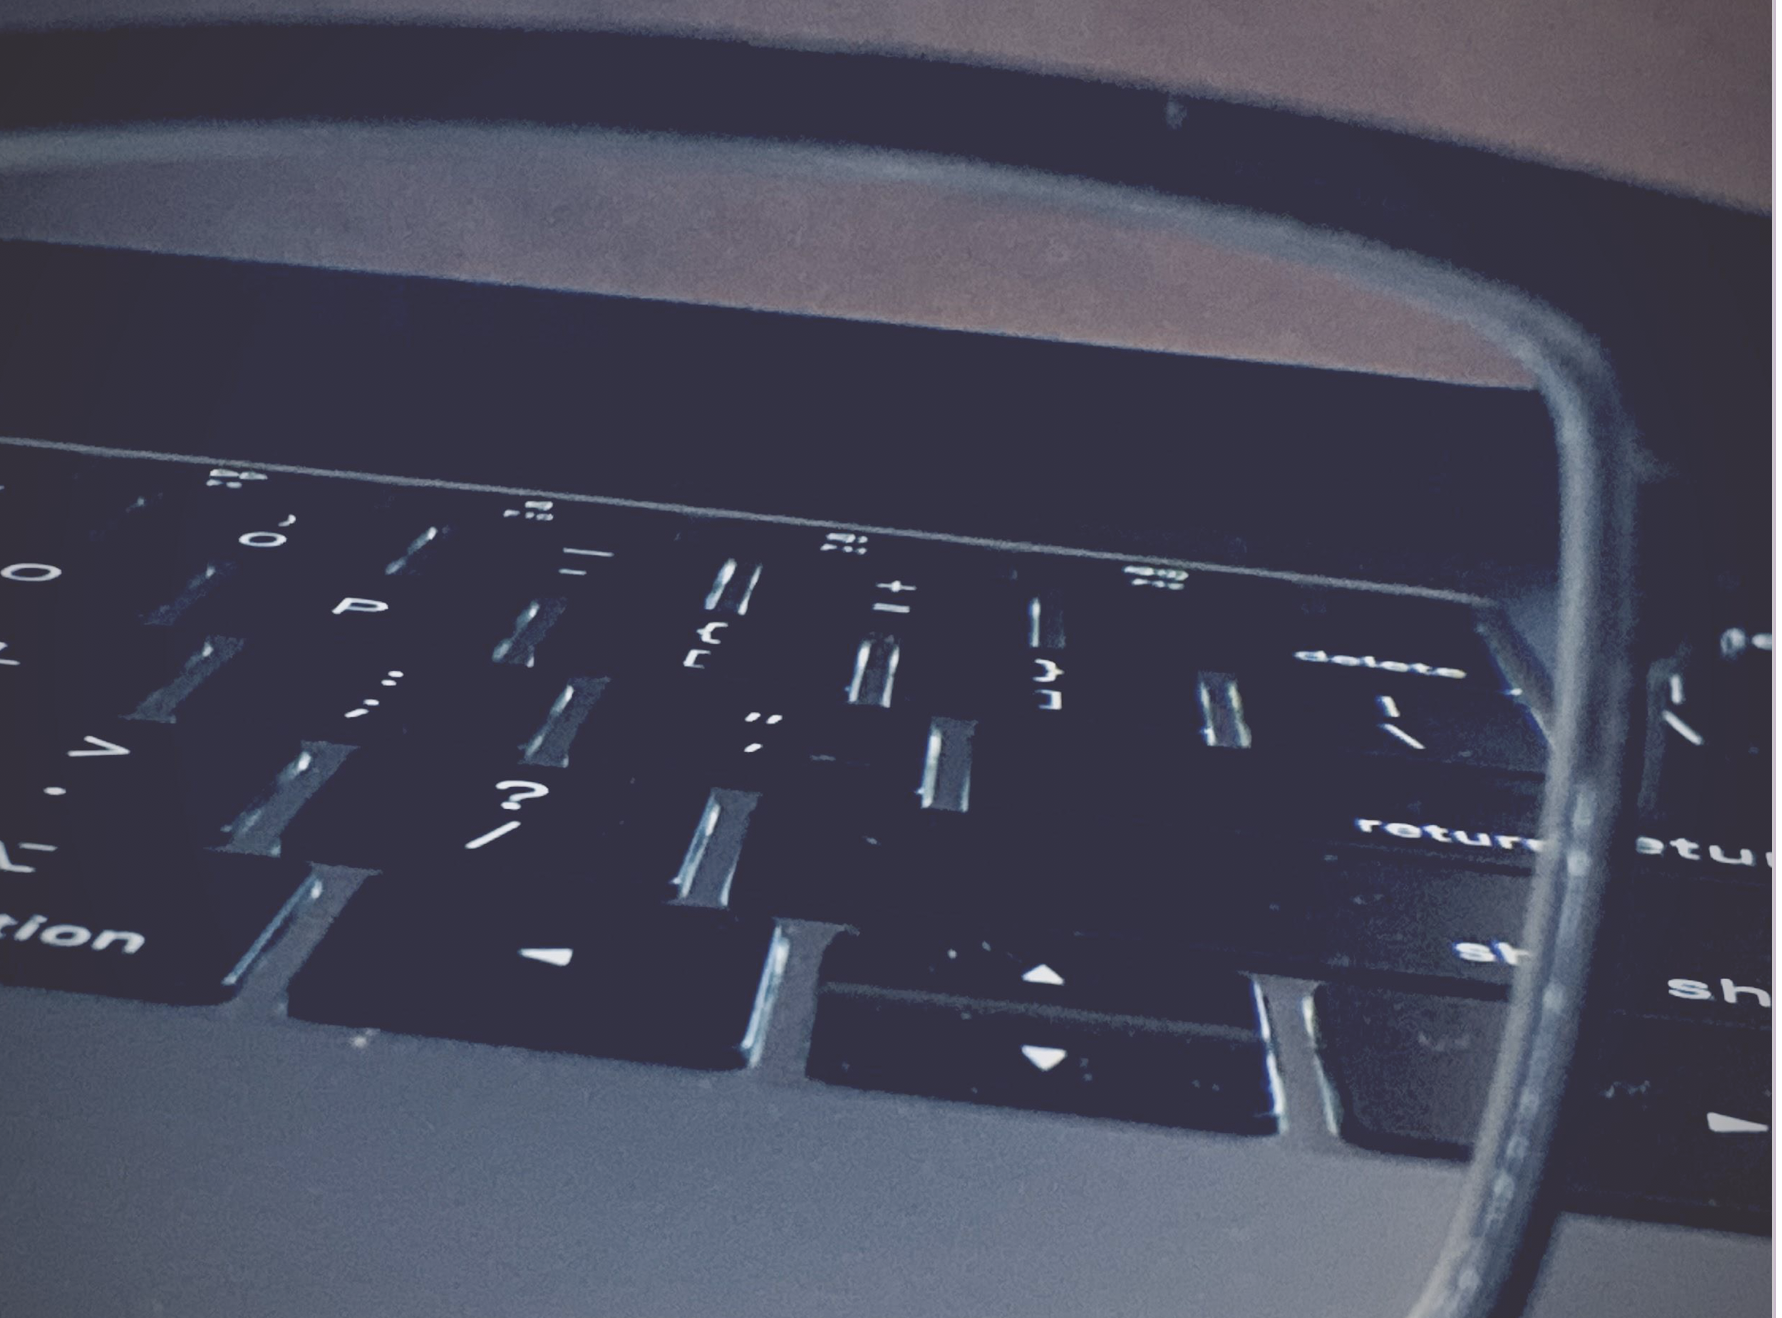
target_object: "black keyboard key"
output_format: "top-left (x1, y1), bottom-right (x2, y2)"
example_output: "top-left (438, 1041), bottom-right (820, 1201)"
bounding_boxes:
top-left (1310, 855), bottom-right (1533, 990)
top-left (1240, 668), bottom-right (1547, 771)
top-left (727, 800), bottom-right (974, 927)
top-left (0, 544), bottom-right (82, 647)
top-left (276, 748), bottom-right (703, 902)
top-left (1254, 587), bottom-right (1510, 689)
top-left (287, 881), bottom-right (778, 1069)
top-left (0, 851), bottom-right (313, 1004)
top-left (3, 718), bottom-right (311, 859)
top-left (623, 683), bottom-right (929, 803)
top-left (1567, 1015), bottom-right (1770, 1226)
top-left (1315, 986), bottom-right (1772, 1227)
top-left (132, 480), bottom-right (413, 636)
top-left (730, 796), bottom-right (1314, 953)
top-left (1070, 566), bottom-right (1506, 687)
top-left (1312, 985), bottom-right (1500, 1157)
top-left (1637, 636), bottom-right (1771, 817)
top-left (1329, 762), bottom-right (1546, 866)
top-left (1600, 874), bottom-right (1771, 1025)
top-left (174, 639), bottom-right (598, 755)
top-left (1629, 815), bottom-right (1772, 884)
top-left (807, 989), bottom-right (1277, 1133)
top-left (820, 929), bottom-right (1263, 1026)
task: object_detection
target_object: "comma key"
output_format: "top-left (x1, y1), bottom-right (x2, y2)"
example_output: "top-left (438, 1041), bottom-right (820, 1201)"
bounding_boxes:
top-left (0, 852), bottom-right (314, 1005)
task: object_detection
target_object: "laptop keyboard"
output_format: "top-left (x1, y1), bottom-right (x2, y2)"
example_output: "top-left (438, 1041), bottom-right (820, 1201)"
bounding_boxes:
top-left (0, 439), bottom-right (1768, 1231)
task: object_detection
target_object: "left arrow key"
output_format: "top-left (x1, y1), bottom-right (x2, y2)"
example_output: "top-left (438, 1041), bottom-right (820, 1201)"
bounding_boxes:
top-left (288, 881), bottom-right (778, 1070)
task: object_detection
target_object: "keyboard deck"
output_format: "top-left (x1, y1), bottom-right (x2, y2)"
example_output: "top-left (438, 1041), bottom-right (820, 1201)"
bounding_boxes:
top-left (0, 438), bottom-right (1768, 1233)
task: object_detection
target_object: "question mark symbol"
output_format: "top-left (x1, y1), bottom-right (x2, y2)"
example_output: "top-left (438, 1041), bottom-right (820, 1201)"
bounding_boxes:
top-left (496, 780), bottom-right (550, 811)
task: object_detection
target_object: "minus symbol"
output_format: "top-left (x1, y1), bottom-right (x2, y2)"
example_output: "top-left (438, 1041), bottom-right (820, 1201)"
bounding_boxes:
top-left (872, 603), bottom-right (912, 614)
top-left (562, 548), bottom-right (615, 558)
top-left (18, 843), bottom-right (57, 852)
top-left (558, 568), bottom-right (588, 576)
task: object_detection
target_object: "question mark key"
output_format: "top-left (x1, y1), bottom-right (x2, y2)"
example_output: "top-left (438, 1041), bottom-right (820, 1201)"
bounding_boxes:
top-left (274, 753), bottom-right (567, 871)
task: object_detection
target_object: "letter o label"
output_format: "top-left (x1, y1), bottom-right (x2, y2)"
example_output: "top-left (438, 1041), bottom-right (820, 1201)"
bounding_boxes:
top-left (38, 924), bottom-right (91, 947)
top-left (2, 562), bottom-right (62, 582)
top-left (238, 531), bottom-right (288, 549)
top-left (1385, 822), bottom-right (1423, 839)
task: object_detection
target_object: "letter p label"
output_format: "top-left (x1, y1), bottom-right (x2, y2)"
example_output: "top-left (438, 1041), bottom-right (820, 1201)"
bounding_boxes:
top-left (332, 597), bottom-right (390, 616)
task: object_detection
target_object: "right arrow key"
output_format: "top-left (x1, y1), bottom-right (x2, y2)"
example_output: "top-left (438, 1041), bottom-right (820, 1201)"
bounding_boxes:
top-left (1567, 1013), bottom-right (1771, 1230)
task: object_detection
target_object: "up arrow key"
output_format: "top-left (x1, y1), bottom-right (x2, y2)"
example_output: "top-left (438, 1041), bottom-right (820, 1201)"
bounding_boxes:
top-left (518, 947), bottom-right (574, 968)
top-left (1020, 963), bottom-right (1066, 987)
top-left (1020, 1044), bottom-right (1068, 1072)
top-left (1706, 1112), bottom-right (1769, 1134)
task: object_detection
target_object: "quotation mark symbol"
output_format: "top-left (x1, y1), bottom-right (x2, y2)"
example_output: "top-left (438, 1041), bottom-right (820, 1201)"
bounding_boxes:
top-left (742, 710), bottom-right (783, 753)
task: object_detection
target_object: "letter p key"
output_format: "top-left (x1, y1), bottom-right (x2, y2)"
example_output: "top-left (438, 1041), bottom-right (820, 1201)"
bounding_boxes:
top-left (332, 597), bottom-right (390, 617)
